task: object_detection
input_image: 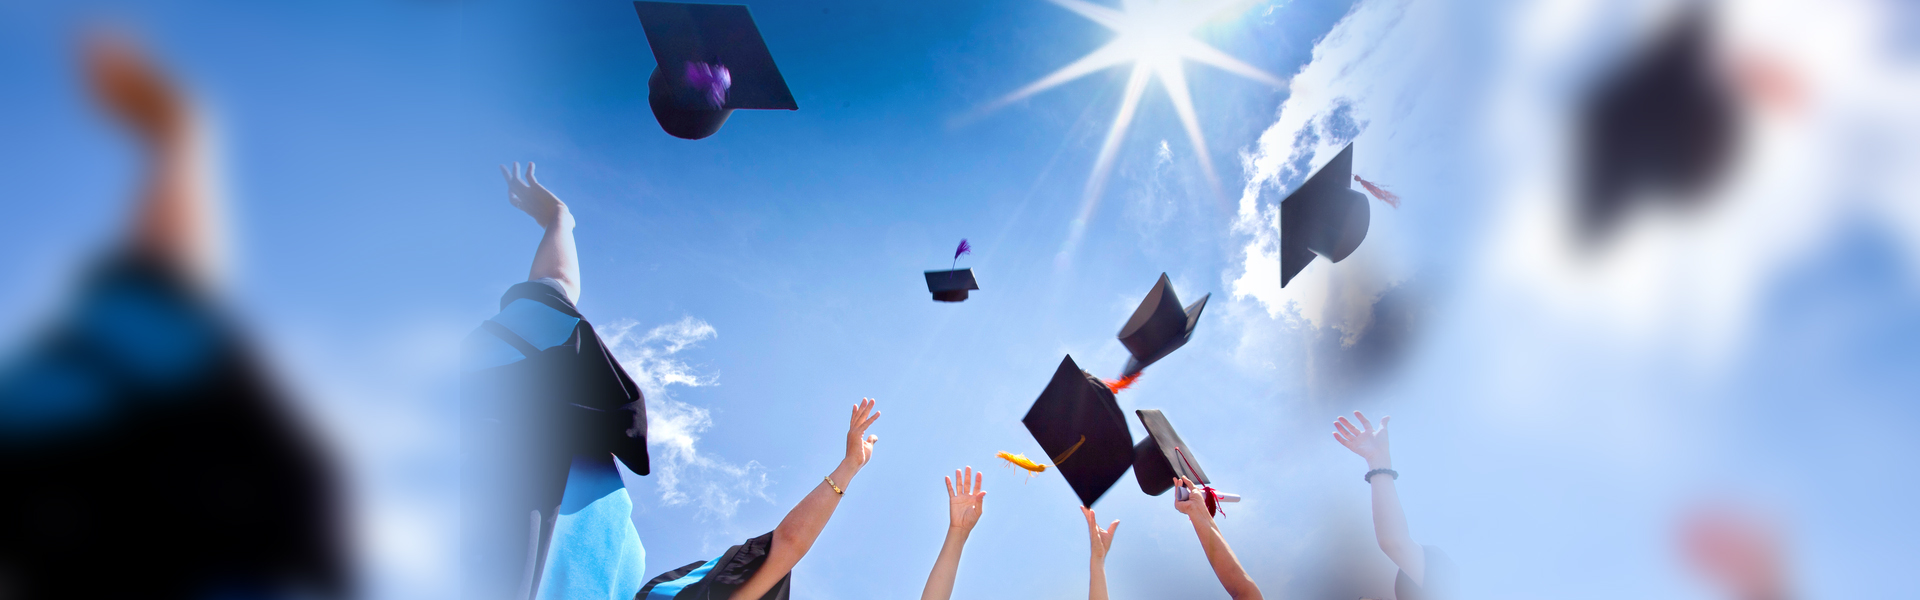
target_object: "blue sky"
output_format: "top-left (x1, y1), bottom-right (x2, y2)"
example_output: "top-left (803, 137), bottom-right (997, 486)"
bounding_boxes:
top-left (2, 0), bottom-right (1918, 599)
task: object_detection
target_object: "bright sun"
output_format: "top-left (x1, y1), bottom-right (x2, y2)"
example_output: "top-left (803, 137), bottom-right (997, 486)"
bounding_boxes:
top-left (988, 0), bottom-right (1284, 260)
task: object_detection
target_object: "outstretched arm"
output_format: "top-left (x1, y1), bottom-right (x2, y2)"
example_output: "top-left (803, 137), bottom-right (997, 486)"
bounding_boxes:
top-left (1174, 478), bottom-right (1263, 600)
top-left (85, 32), bottom-right (218, 286)
top-left (500, 162), bottom-right (580, 302)
top-left (1334, 411), bottom-right (1425, 585)
top-left (919, 467), bottom-right (986, 600)
top-left (727, 398), bottom-right (882, 600)
top-left (1081, 506), bottom-right (1118, 600)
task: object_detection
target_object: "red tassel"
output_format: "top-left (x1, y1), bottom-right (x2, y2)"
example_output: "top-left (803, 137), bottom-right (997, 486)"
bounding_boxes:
top-left (1103, 372), bottom-right (1142, 393)
top-left (1354, 175), bottom-right (1401, 208)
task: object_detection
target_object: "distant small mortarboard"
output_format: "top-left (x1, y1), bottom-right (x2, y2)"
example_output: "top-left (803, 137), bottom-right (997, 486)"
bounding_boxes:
top-left (1116, 274), bottom-right (1209, 377)
top-left (633, 1), bottom-right (798, 140)
top-left (1020, 355), bottom-right (1136, 507)
top-left (924, 269), bottom-right (979, 302)
top-left (1132, 409), bottom-right (1240, 514)
top-left (1576, 5), bottom-right (1736, 244)
top-left (1280, 143), bottom-right (1370, 288)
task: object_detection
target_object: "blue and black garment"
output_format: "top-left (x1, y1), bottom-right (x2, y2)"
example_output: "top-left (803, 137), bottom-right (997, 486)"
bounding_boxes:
top-left (0, 252), bottom-right (344, 599)
top-left (462, 280), bottom-right (652, 600)
top-left (637, 531), bottom-right (790, 600)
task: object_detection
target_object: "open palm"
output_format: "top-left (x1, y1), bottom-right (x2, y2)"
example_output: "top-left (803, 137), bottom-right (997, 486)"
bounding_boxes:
top-left (500, 161), bottom-right (568, 229)
top-left (1333, 411), bottom-right (1392, 467)
top-left (845, 398), bottom-right (881, 468)
top-left (944, 466), bottom-right (986, 531)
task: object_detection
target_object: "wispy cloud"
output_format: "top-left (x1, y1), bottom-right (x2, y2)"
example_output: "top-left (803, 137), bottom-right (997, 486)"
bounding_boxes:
top-left (601, 316), bottom-right (769, 520)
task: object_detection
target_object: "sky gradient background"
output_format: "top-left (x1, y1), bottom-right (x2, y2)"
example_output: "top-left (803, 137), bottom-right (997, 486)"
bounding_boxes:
top-left (2, 0), bottom-right (1918, 598)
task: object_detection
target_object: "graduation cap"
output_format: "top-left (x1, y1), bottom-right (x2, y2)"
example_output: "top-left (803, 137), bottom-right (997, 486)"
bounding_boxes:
top-left (1116, 273), bottom-right (1209, 377)
top-left (1020, 355), bottom-right (1136, 507)
top-left (633, 2), bottom-right (798, 140)
top-left (926, 239), bottom-right (978, 302)
top-left (1575, 4), bottom-right (1737, 244)
top-left (1280, 143), bottom-right (1371, 287)
top-left (924, 269), bottom-right (979, 302)
top-left (1132, 409), bottom-right (1239, 514)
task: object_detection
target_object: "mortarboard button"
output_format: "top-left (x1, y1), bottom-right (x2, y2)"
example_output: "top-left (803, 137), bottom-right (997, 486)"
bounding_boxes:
top-left (633, 2), bottom-right (799, 140)
top-left (1116, 274), bottom-right (1209, 377)
top-left (1020, 355), bottom-right (1136, 507)
top-left (1280, 143), bottom-right (1371, 288)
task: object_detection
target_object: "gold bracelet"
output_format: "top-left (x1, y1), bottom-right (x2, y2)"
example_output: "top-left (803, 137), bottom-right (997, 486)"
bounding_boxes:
top-left (823, 475), bottom-right (844, 495)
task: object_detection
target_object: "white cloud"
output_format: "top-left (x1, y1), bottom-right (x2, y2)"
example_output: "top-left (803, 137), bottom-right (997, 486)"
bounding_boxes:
top-left (601, 316), bottom-right (769, 520)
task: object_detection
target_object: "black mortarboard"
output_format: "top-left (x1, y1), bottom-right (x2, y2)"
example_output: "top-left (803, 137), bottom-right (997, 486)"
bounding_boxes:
top-left (924, 269), bottom-right (979, 302)
top-left (1576, 5), bottom-right (1736, 244)
top-left (1116, 273), bottom-right (1209, 377)
top-left (1020, 355), bottom-right (1136, 507)
top-left (1280, 143), bottom-right (1371, 288)
top-left (633, 2), bottom-right (798, 140)
top-left (1132, 409), bottom-right (1240, 512)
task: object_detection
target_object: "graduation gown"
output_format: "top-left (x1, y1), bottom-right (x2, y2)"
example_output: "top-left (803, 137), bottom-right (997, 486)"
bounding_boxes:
top-left (0, 252), bottom-right (345, 599)
top-left (462, 281), bottom-right (651, 599)
top-left (637, 531), bottom-right (790, 600)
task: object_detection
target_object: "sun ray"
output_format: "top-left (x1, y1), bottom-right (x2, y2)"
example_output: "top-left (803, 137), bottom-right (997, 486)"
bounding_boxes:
top-left (982, 0), bottom-right (1286, 264)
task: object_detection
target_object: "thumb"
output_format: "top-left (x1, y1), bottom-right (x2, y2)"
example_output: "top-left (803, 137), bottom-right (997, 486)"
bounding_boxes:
top-left (867, 434), bottom-right (879, 444)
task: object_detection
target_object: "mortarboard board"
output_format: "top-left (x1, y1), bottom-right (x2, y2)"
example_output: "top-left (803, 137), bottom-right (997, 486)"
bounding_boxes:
top-left (1116, 273), bottom-right (1209, 377)
top-left (633, 2), bottom-right (798, 140)
top-left (1576, 4), bottom-right (1736, 244)
top-left (924, 269), bottom-right (979, 302)
top-left (1132, 409), bottom-right (1240, 513)
top-left (1280, 143), bottom-right (1371, 288)
top-left (1020, 355), bottom-right (1136, 507)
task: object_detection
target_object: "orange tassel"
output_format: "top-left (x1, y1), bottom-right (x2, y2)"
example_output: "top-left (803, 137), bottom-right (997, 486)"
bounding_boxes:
top-left (1103, 372), bottom-right (1142, 393)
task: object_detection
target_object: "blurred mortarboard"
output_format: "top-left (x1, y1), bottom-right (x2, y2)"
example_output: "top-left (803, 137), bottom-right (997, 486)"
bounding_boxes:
top-left (633, 2), bottom-right (798, 140)
top-left (1020, 355), bottom-right (1136, 507)
top-left (924, 269), bottom-right (979, 302)
top-left (1280, 143), bottom-right (1370, 287)
top-left (1116, 273), bottom-right (1208, 377)
top-left (1576, 4), bottom-right (1736, 244)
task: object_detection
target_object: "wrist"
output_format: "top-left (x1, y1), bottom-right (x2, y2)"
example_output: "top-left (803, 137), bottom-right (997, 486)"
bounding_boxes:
top-left (1365, 457), bottom-right (1392, 470)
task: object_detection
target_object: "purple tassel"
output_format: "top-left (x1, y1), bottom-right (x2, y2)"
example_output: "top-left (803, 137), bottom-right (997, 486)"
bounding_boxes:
top-left (683, 61), bottom-right (731, 108)
top-left (952, 239), bottom-right (971, 270)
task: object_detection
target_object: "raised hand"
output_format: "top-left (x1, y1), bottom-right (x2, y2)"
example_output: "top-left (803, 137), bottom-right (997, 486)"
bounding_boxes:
top-left (500, 161), bottom-right (571, 230)
top-left (1173, 477), bottom-right (1213, 523)
top-left (845, 398), bottom-right (881, 469)
top-left (83, 30), bottom-right (191, 145)
top-left (1081, 506), bottom-right (1119, 563)
top-left (1333, 411), bottom-right (1392, 469)
top-left (944, 467), bottom-right (986, 532)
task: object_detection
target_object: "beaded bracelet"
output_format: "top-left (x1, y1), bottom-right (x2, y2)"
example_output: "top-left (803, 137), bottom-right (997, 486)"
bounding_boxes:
top-left (1364, 468), bottom-right (1398, 483)
top-left (823, 475), bottom-right (844, 495)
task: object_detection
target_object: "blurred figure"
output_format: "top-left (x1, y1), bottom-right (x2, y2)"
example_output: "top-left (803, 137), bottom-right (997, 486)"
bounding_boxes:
top-left (0, 32), bottom-right (345, 598)
top-left (1679, 504), bottom-right (1793, 600)
top-left (1172, 477), bottom-right (1264, 599)
top-left (636, 398), bottom-right (882, 600)
top-left (1333, 411), bottom-right (1450, 599)
top-left (1080, 506), bottom-right (1119, 600)
top-left (461, 163), bottom-right (652, 599)
top-left (919, 466), bottom-right (986, 600)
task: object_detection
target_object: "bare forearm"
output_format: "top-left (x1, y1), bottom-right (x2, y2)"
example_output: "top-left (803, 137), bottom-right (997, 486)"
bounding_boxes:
top-left (527, 211), bottom-right (580, 300)
top-left (1191, 518), bottom-right (1262, 600)
top-left (1366, 457), bottom-right (1422, 582)
top-left (729, 459), bottom-right (860, 600)
top-left (919, 528), bottom-right (971, 600)
top-left (1088, 561), bottom-right (1109, 600)
top-left (132, 129), bottom-right (216, 282)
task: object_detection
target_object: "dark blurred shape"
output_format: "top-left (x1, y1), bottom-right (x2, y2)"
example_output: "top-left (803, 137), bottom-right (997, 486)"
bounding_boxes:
top-left (0, 33), bottom-right (343, 598)
top-left (638, 530), bottom-right (791, 600)
top-left (1281, 143), bottom-right (1370, 287)
top-left (1576, 4), bottom-right (1739, 245)
top-left (924, 268), bottom-right (979, 302)
top-left (633, 1), bottom-right (798, 140)
top-left (1020, 355), bottom-right (1135, 507)
top-left (1116, 273), bottom-right (1208, 377)
top-left (1678, 503), bottom-right (1792, 600)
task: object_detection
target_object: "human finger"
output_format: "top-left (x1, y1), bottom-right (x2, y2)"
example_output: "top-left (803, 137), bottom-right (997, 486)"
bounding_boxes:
top-left (525, 161), bottom-right (538, 184)
top-left (1355, 411), bottom-right (1374, 433)
top-left (1107, 520), bottom-right (1121, 540)
top-left (1336, 417), bottom-right (1358, 437)
top-left (972, 469), bottom-right (983, 495)
top-left (1380, 415), bottom-right (1391, 431)
top-left (867, 434), bottom-right (878, 445)
top-left (945, 475), bottom-right (956, 498)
